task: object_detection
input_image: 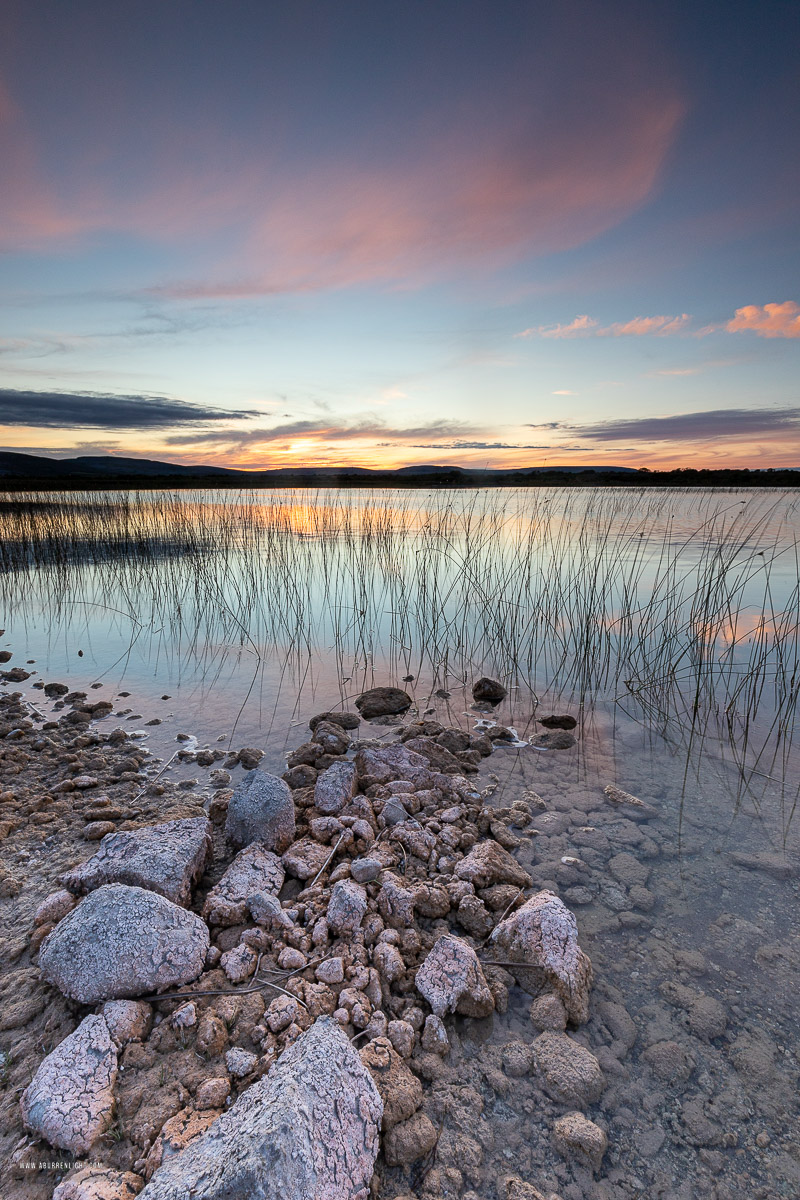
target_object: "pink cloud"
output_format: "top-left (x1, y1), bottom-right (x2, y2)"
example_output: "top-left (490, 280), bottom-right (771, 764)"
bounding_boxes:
top-left (0, 62), bottom-right (685, 294)
top-left (725, 302), bottom-right (800, 339)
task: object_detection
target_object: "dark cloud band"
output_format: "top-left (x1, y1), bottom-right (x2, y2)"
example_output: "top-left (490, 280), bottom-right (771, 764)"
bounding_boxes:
top-left (0, 389), bottom-right (257, 430)
top-left (529, 407), bottom-right (800, 443)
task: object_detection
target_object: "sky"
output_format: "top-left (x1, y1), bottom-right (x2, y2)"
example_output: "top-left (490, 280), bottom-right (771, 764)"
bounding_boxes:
top-left (1, 0), bottom-right (799, 471)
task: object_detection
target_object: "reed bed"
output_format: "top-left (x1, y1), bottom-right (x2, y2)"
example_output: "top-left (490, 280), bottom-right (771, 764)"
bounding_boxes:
top-left (1, 486), bottom-right (798, 813)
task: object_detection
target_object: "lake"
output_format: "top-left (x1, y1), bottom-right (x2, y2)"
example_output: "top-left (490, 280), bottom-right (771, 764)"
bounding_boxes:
top-left (1, 485), bottom-right (799, 1198)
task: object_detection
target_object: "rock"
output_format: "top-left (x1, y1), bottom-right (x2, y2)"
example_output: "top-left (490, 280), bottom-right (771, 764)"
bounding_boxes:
top-left (387, 1019), bottom-right (416, 1058)
top-left (225, 1047), bottom-right (258, 1077)
top-left (373, 942), bottom-right (406, 984)
top-left (312, 720), bottom-right (352, 756)
top-left (316, 957), bottom-right (345, 984)
top-left (377, 873), bottom-right (416, 928)
top-left (529, 994), bottom-right (568, 1031)
top-left (552, 1112), bottom-right (607, 1171)
top-left (503, 1040), bottom-right (535, 1078)
top-left (686, 994), bottom-right (728, 1040)
top-left (61, 818), bottom-right (212, 907)
top-left (195, 1078), bottom-right (230, 1110)
top-left (355, 743), bottom-right (430, 786)
top-left (100, 1000), bottom-right (152, 1046)
top-left (144, 1108), bottom-right (222, 1180)
top-left (309, 710), bottom-right (360, 732)
top-left (415, 934), bottom-right (494, 1018)
top-left (403, 737), bottom-right (463, 774)
top-left (608, 851), bottom-right (649, 888)
top-left (472, 677), bottom-right (507, 702)
top-left (195, 1011), bottom-right (228, 1058)
top-left (503, 1177), bottom-right (550, 1200)
top-left (530, 1032), bottom-right (605, 1106)
top-left (249, 890), bottom-right (294, 930)
top-left (39, 884), bottom-right (209, 1003)
top-left (221, 943), bottom-right (258, 984)
top-left (359, 1036), bottom-right (423, 1128)
top-left (421, 1013), bottom-right (450, 1054)
top-left (384, 1111), bottom-right (439, 1165)
top-left (34, 888), bottom-right (77, 926)
top-left (170, 1002), bottom-right (197, 1029)
top-left (327, 880), bottom-right (368, 934)
top-left (355, 686), bottom-right (412, 719)
top-left (266, 995), bottom-right (303, 1034)
top-left (137, 1017), bottom-right (381, 1200)
top-left (202, 843), bottom-right (285, 926)
top-left (490, 890), bottom-right (593, 1024)
top-left (314, 760), bottom-right (357, 814)
top-left (602, 784), bottom-right (658, 819)
top-left (52, 1167), bottom-right (144, 1200)
top-left (84, 821), bottom-right (118, 840)
top-left (224, 770), bottom-right (295, 851)
top-left (530, 730), bottom-right (576, 750)
top-left (278, 946), bottom-right (307, 970)
top-left (282, 837), bottom-right (332, 880)
top-left (20, 1014), bottom-right (117, 1153)
top-left (456, 840), bottom-right (533, 889)
top-left (351, 857), bottom-right (382, 883)
top-left (642, 1040), bottom-right (695, 1083)
top-left (537, 714), bottom-right (577, 730)
top-left (728, 850), bottom-right (795, 880)
top-left (457, 893), bottom-right (494, 939)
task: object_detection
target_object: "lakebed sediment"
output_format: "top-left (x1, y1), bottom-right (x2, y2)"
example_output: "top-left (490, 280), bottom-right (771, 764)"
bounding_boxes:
top-left (0, 661), bottom-right (798, 1200)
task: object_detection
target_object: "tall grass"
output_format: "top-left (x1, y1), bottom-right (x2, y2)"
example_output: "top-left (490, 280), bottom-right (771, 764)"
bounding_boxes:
top-left (0, 486), bottom-right (798, 813)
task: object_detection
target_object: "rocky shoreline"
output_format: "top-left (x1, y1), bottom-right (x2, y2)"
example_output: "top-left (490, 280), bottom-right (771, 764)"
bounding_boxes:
top-left (1, 660), bottom-right (798, 1200)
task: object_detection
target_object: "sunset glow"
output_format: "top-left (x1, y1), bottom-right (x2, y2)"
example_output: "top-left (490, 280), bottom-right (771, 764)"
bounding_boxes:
top-left (1, 2), bottom-right (798, 470)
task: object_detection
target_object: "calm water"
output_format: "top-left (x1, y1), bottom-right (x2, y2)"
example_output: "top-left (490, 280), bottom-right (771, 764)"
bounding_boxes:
top-left (2, 486), bottom-right (799, 1196)
top-left (1, 487), bottom-right (798, 770)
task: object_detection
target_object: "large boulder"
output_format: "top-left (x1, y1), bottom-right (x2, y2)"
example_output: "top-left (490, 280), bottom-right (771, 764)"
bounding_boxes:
top-left (202, 843), bottom-right (285, 926)
top-left (490, 890), bottom-right (593, 1024)
top-left (137, 1017), bottom-right (382, 1200)
top-left (225, 770), bottom-right (295, 851)
top-left (355, 686), bottom-right (412, 719)
top-left (39, 884), bottom-right (209, 1003)
top-left (21, 1015), bottom-right (117, 1153)
top-left (60, 818), bottom-right (212, 907)
top-left (455, 840), bottom-right (533, 890)
top-left (415, 934), bottom-right (494, 1018)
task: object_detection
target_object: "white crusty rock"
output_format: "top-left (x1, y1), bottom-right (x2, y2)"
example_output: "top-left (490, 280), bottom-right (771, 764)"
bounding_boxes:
top-left (415, 934), bottom-right (494, 1018)
top-left (137, 1017), bottom-right (382, 1200)
top-left (39, 884), bottom-right (209, 1003)
top-left (52, 1167), bottom-right (144, 1200)
top-left (314, 759), bottom-right (357, 814)
top-left (490, 890), bottom-right (593, 1025)
top-left (202, 843), bottom-right (285, 926)
top-left (355, 744), bottom-right (431, 787)
top-left (282, 837), bottom-right (332, 880)
top-left (100, 999), bottom-right (152, 1047)
top-left (326, 879), bottom-right (368, 935)
top-left (61, 818), bottom-right (212, 907)
top-left (225, 769), bottom-right (295, 851)
top-left (21, 1014), bottom-right (117, 1154)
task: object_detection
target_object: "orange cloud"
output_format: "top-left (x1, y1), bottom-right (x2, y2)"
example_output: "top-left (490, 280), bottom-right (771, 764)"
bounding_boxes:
top-left (725, 302), bottom-right (800, 338)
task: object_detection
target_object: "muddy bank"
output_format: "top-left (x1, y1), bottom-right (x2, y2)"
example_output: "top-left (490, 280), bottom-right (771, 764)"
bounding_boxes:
top-left (1, 666), bottom-right (799, 1200)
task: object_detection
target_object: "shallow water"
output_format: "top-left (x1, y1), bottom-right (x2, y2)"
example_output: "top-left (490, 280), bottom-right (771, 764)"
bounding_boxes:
top-left (1, 485), bottom-right (798, 1198)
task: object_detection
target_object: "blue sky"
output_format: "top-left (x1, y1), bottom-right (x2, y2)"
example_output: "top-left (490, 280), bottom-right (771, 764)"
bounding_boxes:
top-left (1, 0), bottom-right (799, 468)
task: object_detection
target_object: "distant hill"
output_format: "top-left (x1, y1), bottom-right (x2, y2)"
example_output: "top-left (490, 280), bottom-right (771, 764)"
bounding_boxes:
top-left (0, 451), bottom-right (797, 490)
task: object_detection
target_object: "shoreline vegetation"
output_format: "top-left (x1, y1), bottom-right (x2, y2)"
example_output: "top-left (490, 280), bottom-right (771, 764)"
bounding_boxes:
top-left (0, 668), bottom-right (797, 1200)
top-left (1, 452), bottom-right (800, 490)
